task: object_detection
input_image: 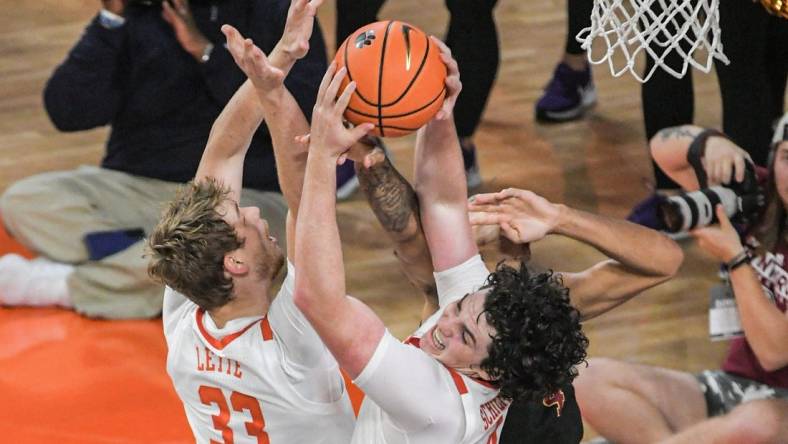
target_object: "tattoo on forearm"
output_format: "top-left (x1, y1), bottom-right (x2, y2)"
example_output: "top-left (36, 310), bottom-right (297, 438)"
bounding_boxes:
top-left (657, 126), bottom-right (702, 141)
top-left (357, 156), bottom-right (419, 234)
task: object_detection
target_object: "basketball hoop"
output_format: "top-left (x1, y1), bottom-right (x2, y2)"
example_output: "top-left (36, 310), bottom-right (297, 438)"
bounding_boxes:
top-left (577, 0), bottom-right (730, 82)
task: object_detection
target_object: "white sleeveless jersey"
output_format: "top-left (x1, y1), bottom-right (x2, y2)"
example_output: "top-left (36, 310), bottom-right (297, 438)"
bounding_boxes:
top-left (163, 262), bottom-right (355, 444)
top-left (351, 255), bottom-right (510, 444)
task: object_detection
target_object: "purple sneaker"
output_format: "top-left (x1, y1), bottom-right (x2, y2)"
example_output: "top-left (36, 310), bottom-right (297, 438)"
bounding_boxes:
top-left (627, 194), bottom-right (690, 240)
top-left (535, 62), bottom-right (596, 123)
top-left (627, 194), bottom-right (668, 230)
top-left (336, 160), bottom-right (359, 201)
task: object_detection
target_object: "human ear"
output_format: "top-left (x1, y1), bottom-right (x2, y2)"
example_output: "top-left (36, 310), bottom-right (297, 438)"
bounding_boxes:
top-left (223, 254), bottom-right (249, 275)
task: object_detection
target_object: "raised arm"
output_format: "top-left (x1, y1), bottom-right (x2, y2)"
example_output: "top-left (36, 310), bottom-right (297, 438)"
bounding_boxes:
top-left (469, 189), bottom-right (684, 320)
top-left (352, 143), bottom-right (439, 318)
top-left (354, 146), bottom-right (530, 321)
top-left (195, 0), bottom-right (320, 205)
top-left (412, 38), bottom-right (477, 272)
top-left (293, 64), bottom-right (383, 378)
top-left (220, 0), bottom-right (324, 256)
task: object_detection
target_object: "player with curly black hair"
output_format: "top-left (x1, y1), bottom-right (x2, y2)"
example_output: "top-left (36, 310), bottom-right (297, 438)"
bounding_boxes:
top-left (481, 263), bottom-right (588, 401)
top-left (293, 30), bottom-right (683, 442)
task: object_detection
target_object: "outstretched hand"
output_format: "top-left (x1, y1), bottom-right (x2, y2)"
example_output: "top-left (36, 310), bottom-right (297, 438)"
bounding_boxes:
top-left (276, 0), bottom-right (324, 61)
top-left (468, 188), bottom-right (562, 244)
top-left (309, 63), bottom-right (375, 163)
top-left (430, 36), bottom-right (461, 121)
top-left (691, 204), bottom-right (744, 262)
top-left (222, 25), bottom-right (284, 92)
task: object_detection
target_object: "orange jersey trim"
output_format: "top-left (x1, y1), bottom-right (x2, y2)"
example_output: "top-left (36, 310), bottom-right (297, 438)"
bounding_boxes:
top-left (447, 368), bottom-right (469, 395)
top-left (196, 309), bottom-right (262, 350)
top-left (404, 336), bottom-right (481, 395)
top-left (340, 369), bottom-right (366, 417)
top-left (260, 317), bottom-right (273, 341)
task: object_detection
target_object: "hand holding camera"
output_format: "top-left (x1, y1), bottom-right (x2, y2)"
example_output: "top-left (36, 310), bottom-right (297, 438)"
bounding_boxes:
top-left (161, 0), bottom-right (212, 62)
top-left (658, 130), bottom-right (765, 234)
top-left (691, 205), bottom-right (745, 263)
top-left (702, 136), bottom-right (754, 186)
top-left (114, 0), bottom-right (211, 62)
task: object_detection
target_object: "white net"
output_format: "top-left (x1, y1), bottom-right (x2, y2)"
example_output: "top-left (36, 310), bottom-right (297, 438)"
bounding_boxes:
top-left (577, 0), bottom-right (729, 82)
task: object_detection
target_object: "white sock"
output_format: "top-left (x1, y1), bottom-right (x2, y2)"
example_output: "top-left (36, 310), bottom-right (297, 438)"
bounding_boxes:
top-left (0, 254), bottom-right (74, 308)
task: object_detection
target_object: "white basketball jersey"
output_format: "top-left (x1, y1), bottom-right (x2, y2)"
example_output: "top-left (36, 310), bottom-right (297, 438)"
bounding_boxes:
top-left (351, 255), bottom-right (510, 444)
top-left (406, 330), bottom-right (511, 444)
top-left (163, 264), bottom-right (355, 444)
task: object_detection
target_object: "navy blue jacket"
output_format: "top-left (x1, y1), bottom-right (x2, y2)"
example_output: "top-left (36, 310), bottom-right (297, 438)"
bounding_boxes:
top-left (44, 0), bottom-right (327, 192)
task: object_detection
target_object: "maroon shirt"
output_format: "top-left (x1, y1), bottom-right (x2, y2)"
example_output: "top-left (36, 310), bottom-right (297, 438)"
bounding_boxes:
top-left (721, 240), bottom-right (788, 389)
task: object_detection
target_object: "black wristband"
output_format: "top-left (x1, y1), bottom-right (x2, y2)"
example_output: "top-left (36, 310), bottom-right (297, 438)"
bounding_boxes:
top-left (687, 128), bottom-right (729, 188)
top-left (726, 249), bottom-right (753, 272)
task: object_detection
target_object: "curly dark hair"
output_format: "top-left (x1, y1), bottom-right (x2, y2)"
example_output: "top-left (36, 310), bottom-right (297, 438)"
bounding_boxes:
top-left (147, 179), bottom-right (243, 311)
top-left (480, 261), bottom-right (588, 402)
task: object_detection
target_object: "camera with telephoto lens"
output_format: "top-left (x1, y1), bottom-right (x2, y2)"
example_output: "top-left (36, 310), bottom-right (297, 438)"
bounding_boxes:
top-left (657, 160), bottom-right (765, 233)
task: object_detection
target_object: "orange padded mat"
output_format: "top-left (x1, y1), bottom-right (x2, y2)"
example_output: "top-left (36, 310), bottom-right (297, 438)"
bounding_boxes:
top-left (0, 217), bottom-right (191, 443)
top-left (0, 307), bottom-right (192, 443)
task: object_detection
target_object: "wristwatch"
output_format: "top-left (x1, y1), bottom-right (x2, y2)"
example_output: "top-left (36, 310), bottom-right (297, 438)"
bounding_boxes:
top-left (200, 42), bottom-right (215, 63)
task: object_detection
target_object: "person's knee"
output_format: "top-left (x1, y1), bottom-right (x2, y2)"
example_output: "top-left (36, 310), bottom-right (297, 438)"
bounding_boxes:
top-left (723, 400), bottom-right (785, 444)
top-left (576, 357), bottom-right (619, 384)
top-left (0, 178), bottom-right (40, 226)
top-left (575, 358), bottom-right (622, 410)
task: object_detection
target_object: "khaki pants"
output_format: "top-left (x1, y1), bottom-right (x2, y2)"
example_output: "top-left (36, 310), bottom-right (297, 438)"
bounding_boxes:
top-left (0, 166), bottom-right (287, 319)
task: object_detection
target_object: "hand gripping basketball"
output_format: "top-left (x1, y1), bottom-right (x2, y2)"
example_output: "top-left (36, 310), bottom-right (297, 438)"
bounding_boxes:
top-left (309, 62), bottom-right (375, 163)
top-left (334, 21), bottom-right (448, 137)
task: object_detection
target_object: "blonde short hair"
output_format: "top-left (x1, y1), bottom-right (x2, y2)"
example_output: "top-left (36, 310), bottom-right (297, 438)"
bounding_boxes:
top-left (148, 179), bottom-right (242, 310)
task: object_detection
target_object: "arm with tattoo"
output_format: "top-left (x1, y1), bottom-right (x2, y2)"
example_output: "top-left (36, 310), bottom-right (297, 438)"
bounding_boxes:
top-left (354, 145), bottom-right (439, 320)
top-left (655, 125), bottom-right (703, 142)
top-left (651, 124), bottom-right (750, 190)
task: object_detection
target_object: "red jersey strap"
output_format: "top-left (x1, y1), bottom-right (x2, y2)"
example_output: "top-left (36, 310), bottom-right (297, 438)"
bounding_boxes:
top-left (446, 368), bottom-right (470, 395)
top-left (260, 317), bottom-right (273, 341)
top-left (195, 309), bottom-right (262, 350)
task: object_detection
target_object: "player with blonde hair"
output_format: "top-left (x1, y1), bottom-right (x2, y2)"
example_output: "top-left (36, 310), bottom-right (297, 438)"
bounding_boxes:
top-left (147, 1), bottom-right (357, 442)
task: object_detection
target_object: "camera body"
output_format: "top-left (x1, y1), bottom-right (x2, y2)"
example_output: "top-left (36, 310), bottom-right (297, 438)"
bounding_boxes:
top-left (658, 161), bottom-right (765, 233)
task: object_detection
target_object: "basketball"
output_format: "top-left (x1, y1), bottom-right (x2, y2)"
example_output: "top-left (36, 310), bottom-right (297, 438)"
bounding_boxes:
top-left (334, 21), bottom-right (447, 137)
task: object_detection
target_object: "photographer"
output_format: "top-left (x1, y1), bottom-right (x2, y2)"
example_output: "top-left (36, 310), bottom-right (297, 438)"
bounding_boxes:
top-left (574, 117), bottom-right (788, 444)
top-left (0, 0), bottom-right (327, 318)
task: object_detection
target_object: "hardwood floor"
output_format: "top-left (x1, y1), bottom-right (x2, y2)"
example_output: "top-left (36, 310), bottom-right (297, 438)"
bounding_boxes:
top-left (1, 0), bottom-right (780, 440)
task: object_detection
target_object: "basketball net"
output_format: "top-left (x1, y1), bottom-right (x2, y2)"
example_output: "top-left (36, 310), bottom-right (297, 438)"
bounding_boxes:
top-left (577, 0), bottom-right (729, 82)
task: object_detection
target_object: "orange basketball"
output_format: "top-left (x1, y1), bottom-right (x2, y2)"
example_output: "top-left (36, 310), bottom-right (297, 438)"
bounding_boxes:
top-left (334, 21), bottom-right (447, 137)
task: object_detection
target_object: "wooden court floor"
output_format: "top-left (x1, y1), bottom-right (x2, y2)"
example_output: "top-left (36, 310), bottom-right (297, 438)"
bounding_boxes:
top-left (0, 0), bottom-right (766, 442)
